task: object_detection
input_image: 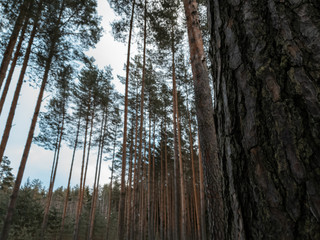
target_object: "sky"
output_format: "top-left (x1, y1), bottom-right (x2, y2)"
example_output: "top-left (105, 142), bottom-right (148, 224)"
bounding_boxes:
top-left (0, 0), bottom-right (128, 190)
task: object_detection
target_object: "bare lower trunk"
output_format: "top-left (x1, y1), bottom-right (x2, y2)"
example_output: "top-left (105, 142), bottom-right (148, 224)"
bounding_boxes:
top-left (73, 104), bottom-right (90, 240)
top-left (88, 111), bottom-right (106, 240)
top-left (41, 111), bottom-right (65, 238)
top-left (106, 139), bottom-right (116, 240)
top-left (59, 114), bottom-right (81, 240)
top-left (125, 126), bottom-right (134, 240)
top-left (197, 132), bottom-right (207, 240)
top-left (74, 106), bottom-right (94, 240)
top-left (188, 106), bottom-right (200, 240)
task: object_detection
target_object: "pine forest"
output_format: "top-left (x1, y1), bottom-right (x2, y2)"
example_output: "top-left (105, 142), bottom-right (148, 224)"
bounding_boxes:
top-left (0, 0), bottom-right (319, 239)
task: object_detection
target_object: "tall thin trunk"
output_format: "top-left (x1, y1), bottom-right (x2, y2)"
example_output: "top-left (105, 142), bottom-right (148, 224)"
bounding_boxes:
top-left (118, 1), bottom-right (136, 238)
top-left (183, 1), bottom-right (225, 238)
top-left (74, 105), bottom-right (95, 240)
top-left (0, 15), bottom-right (30, 116)
top-left (88, 110), bottom-right (108, 240)
top-left (151, 123), bottom-right (156, 238)
top-left (174, 60), bottom-right (187, 240)
top-left (87, 111), bottom-right (104, 240)
top-left (125, 126), bottom-right (134, 240)
top-left (59, 113), bottom-right (81, 240)
top-left (0, 23), bottom-right (56, 240)
top-left (198, 132), bottom-right (207, 240)
top-left (73, 102), bottom-right (90, 240)
top-left (0, 0), bottom-right (30, 89)
top-left (105, 130), bottom-right (117, 240)
top-left (171, 25), bottom-right (180, 240)
top-left (41, 109), bottom-right (65, 238)
top-left (129, 99), bottom-right (139, 240)
top-left (160, 122), bottom-right (165, 240)
top-left (134, 1), bottom-right (147, 239)
top-left (188, 103), bottom-right (201, 240)
top-left (0, 1), bottom-right (42, 163)
top-left (164, 122), bottom-right (171, 240)
top-left (147, 112), bottom-right (153, 240)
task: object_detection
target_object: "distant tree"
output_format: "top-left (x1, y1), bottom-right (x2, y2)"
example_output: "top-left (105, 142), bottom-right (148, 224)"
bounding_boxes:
top-left (0, 156), bottom-right (14, 192)
top-left (9, 179), bottom-right (45, 239)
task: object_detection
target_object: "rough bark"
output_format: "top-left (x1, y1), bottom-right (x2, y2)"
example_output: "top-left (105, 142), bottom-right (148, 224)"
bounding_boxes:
top-left (118, 1), bottom-right (136, 238)
top-left (208, 0), bottom-right (320, 239)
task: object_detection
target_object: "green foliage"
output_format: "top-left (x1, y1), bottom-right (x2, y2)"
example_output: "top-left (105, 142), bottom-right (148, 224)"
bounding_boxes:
top-left (0, 156), bottom-right (14, 192)
top-left (9, 179), bottom-right (45, 239)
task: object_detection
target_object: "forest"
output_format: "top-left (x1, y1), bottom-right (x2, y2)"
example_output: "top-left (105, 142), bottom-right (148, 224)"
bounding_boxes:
top-left (0, 0), bottom-right (319, 240)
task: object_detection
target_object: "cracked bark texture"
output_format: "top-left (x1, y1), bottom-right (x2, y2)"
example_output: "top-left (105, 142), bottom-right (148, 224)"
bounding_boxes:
top-left (208, 0), bottom-right (320, 239)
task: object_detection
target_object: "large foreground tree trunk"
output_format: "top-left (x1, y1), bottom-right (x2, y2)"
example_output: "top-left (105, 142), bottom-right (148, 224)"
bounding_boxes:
top-left (208, 0), bottom-right (320, 239)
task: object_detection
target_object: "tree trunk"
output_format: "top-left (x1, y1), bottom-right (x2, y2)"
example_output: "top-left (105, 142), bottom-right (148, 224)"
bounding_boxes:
top-left (0, 1), bottom-right (42, 163)
top-left (173, 62), bottom-right (187, 240)
top-left (59, 113), bottom-right (81, 240)
top-left (118, 1), bottom-right (136, 238)
top-left (147, 112), bottom-right (153, 240)
top-left (0, 0), bottom-right (30, 89)
top-left (125, 125), bottom-right (134, 240)
top-left (171, 26), bottom-right (180, 240)
top-left (73, 101), bottom-right (90, 240)
top-left (88, 110), bottom-right (106, 240)
top-left (197, 132), bottom-right (207, 240)
top-left (74, 105), bottom-right (95, 240)
top-left (208, 1), bottom-right (320, 239)
top-left (133, 1), bottom-right (147, 238)
top-left (0, 15), bottom-right (30, 116)
top-left (187, 104), bottom-right (200, 240)
top-left (182, 1), bottom-right (225, 239)
top-left (40, 108), bottom-right (65, 238)
top-left (106, 131), bottom-right (117, 240)
top-left (0, 28), bottom-right (54, 240)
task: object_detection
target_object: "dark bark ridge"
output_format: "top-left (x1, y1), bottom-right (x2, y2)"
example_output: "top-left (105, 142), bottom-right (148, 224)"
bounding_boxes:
top-left (208, 0), bottom-right (320, 239)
